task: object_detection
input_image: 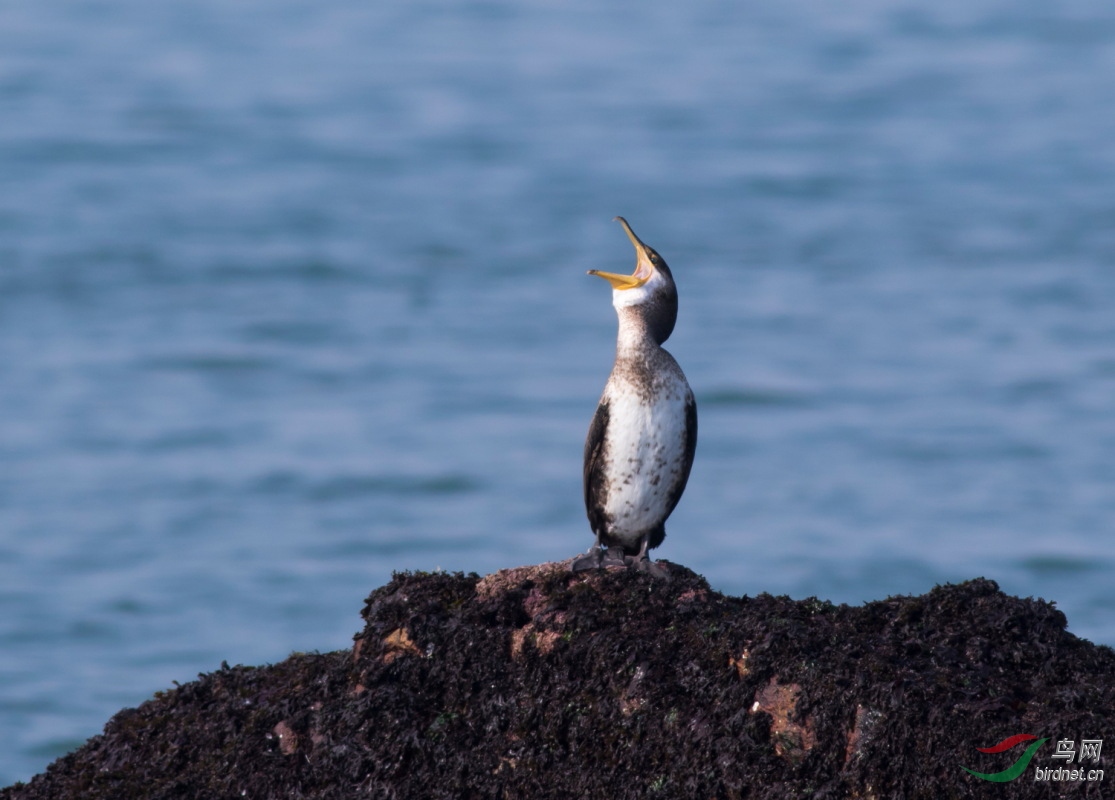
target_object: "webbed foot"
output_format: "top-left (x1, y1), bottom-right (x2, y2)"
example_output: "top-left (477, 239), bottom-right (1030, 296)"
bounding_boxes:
top-left (631, 556), bottom-right (670, 580)
top-left (571, 547), bottom-right (604, 573)
top-left (627, 533), bottom-right (669, 579)
top-left (602, 546), bottom-right (628, 567)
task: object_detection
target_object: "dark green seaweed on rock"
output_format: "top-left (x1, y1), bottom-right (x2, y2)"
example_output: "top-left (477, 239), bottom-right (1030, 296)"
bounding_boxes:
top-left (4, 563), bottom-right (1112, 799)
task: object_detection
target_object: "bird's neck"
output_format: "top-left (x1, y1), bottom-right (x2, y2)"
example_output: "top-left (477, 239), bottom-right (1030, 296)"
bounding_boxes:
top-left (615, 306), bottom-right (660, 358)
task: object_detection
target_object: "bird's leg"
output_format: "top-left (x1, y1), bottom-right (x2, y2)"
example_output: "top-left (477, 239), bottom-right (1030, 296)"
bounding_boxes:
top-left (626, 534), bottom-right (651, 567)
top-left (571, 533), bottom-right (606, 572)
top-left (630, 535), bottom-right (669, 579)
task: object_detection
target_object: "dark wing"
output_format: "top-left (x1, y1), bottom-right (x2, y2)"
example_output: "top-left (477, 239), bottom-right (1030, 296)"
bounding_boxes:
top-left (663, 391), bottom-right (697, 518)
top-left (583, 399), bottom-right (610, 537)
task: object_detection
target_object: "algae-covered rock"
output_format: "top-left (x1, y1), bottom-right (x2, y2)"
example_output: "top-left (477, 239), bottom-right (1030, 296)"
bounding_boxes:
top-left (3, 562), bottom-right (1113, 799)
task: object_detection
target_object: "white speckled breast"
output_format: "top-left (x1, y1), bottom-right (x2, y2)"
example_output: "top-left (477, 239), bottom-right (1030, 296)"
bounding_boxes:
top-left (598, 350), bottom-right (693, 548)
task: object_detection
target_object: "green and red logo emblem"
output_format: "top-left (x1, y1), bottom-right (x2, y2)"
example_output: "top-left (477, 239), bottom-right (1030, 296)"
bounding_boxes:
top-left (961, 734), bottom-right (1049, 782)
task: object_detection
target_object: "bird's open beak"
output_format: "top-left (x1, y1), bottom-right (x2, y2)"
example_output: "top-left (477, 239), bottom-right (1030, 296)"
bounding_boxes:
top-left (588, 216), bottom-right (655, 290)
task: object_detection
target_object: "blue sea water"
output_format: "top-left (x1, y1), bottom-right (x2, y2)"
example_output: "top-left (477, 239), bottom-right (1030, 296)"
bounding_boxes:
top-left (2, 0), bottom-right (1115, 785)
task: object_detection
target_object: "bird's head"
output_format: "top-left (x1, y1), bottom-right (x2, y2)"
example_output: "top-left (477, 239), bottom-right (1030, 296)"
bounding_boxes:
top-left (588, 217), bottom-right (678, 344)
